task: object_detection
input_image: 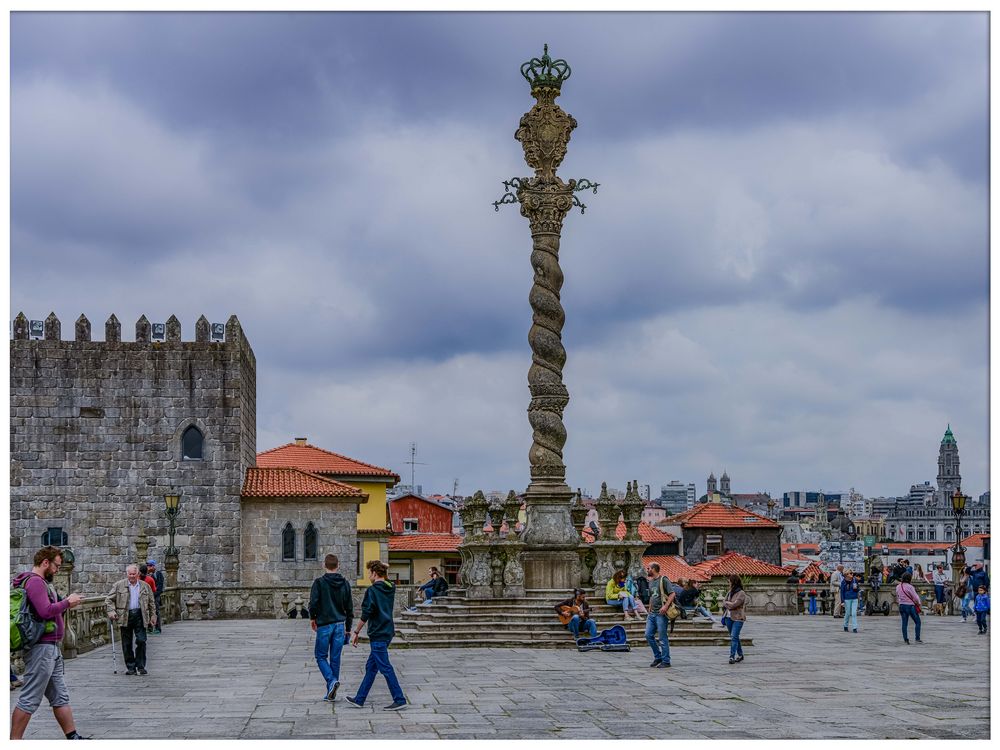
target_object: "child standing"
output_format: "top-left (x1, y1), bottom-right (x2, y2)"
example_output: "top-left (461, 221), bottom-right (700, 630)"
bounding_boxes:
top-left (974, 586), bottom-right (989, 634)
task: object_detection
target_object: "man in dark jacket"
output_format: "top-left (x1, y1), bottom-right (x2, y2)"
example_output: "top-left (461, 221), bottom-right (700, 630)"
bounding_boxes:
top-left (309, 554), bottom-right (354, 702)
top-left (967, 562), bottom-right (990, 592)
top-left (147, 560), bottom-right (165, 634)
top-left (347, 560), bottom-right (407, 711)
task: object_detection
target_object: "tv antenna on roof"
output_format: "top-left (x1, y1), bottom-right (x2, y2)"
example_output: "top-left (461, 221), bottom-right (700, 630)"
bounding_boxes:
top-left (405, 442), bottom-right (427, 493)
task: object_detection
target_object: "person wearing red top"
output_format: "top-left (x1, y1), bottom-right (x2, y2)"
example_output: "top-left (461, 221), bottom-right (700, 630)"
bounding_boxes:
top-left (895, 572), bottom-right (923, 644)
top-left (139, 563), bottom-right (156, 594)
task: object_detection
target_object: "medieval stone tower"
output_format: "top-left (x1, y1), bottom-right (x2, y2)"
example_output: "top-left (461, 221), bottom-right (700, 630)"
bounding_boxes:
top-left (9, 312), bottom-right (256, 591)
top-left (936, 424), bottom-right (961, 503)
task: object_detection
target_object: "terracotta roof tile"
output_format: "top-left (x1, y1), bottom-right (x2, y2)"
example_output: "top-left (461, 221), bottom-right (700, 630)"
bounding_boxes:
top-left (641, 555), bottom-right (711, 583)
top-left (692, 551), bottom-right (791, 578)
top-left (257, 442), bottom-right (400, 481)
top-left (241, 467), bottom-right (367, 499)
top-left (388, 534), bottom-right (462, 552)
top-left (582, 521), bottom-right (677, 544)
top-left (961, 533), bottom-right (989, 547)
top-left (663, 503), bottom-right (781, 529)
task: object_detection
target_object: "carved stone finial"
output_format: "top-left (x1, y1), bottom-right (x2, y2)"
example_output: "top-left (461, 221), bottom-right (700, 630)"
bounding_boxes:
top-left (43, 312), bottom-right (60, 340)
top-left (75, 315), bottom-right (91, 342)
top-left (135, 315), bottom-right (151, 343)
top-left (165, 315), bottom-right (181, 342)
top-left (105, 314), bottom-right (121, 343)
top-left (195, 315), bottom-right (210, 343)
top-left (13, 313), bottom-right (28, 340)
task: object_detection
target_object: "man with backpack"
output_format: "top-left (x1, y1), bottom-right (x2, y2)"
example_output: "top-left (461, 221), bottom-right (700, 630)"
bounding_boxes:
top-left (10, 545), bottom-right (88, 740)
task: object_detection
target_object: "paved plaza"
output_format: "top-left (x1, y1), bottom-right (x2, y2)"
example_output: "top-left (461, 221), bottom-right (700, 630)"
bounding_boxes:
top-left (14, 615), bottom-right (989, 740)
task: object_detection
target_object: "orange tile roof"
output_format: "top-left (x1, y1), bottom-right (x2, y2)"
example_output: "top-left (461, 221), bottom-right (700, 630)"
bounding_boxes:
top-left (692, 551), bottom-right (791, 578)
top-left (664, 503), bottom-right (781, 529)
top-left (799, 562), bottom-right (826, 581)
top-left (241, 467), bottom-right (367, 499)
top-left (641, 555), bottom-right (711, 583)
top-left (257, 442), bottom-right (400, 481)
top-left (582, 521), bottom-right (677, 544)
top-left (961, 533), bottom-right (990, 547)
top-left (388, 534), bottom-right (462, 552)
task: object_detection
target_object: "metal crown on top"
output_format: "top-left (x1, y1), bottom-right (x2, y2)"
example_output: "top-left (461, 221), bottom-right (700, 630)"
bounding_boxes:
top-left (520, 44), bottom-right (571, 91)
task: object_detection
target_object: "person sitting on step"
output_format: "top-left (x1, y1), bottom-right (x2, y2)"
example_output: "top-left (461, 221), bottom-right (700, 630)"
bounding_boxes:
top-left (606, 570), bottom-right (641, 620)
top-left (554, 588), bottom-right (598, 641)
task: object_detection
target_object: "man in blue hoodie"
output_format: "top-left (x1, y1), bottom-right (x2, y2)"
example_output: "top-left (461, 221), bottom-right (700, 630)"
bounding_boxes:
top-left (346, 560), bottom-right (407, 711)
top-left (309, 554), bottom-right (353, 703)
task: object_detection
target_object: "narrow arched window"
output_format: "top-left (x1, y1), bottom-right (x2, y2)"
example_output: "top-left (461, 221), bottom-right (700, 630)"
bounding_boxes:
top-left (282, 523), bottom-right (296, 561)
top-left (304, 523), bottom-right (318, 561)
top-left (182, 425), bottom-right (204, 460)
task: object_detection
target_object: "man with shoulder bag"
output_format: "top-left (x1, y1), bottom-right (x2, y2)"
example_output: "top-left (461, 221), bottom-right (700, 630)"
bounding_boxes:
top-left (645, 562), bottom-right (676, 669)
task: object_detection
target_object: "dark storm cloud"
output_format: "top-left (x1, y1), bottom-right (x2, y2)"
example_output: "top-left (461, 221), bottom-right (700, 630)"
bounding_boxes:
top-left (9, 11), bottom-right (989, 496)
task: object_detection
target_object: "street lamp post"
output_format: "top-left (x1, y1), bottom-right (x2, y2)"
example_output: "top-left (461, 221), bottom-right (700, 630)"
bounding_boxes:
top-left (950, 488), bottom-right (968, 593)
top-left (163, 492), bottom-right (182, 591)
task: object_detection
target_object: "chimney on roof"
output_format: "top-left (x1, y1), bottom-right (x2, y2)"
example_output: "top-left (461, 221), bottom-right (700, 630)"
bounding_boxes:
top-left (294, 437), bottom-right (308, 446)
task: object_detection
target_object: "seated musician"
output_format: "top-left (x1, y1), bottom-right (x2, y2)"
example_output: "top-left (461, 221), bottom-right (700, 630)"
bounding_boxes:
top-left (554, 588), bottom-right (598, 640)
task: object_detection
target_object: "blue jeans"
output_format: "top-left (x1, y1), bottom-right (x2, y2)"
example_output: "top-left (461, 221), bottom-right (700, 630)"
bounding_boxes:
top-left (961, 592), bottom-right (974, 620)
top-left (899, 604), bottom-right (921, 642)
top-left (608, 595), bottom-right (638, 611)
top-left (645, 612), bottom-right (670, 664)
top-left (729, 620), bottom-right (744, 659)
top-left (568, 615), bottom-right (597, 639)
top-left (314, 622), bottom-right (346, 691)
top-left (975, 611), bottom-right (987, 631)
top-left (934, 584), bottom-right (946, 604)
top-left (683, 605), bottom-right (715, 621)
top-left (843, 598), bottom-right (859, 631)
top-left (353, 639), bottom-right (405, 705)
top-left (418, 581), bottom-right (435, 602)
top-left (808, 597), bottom-right (817, 615)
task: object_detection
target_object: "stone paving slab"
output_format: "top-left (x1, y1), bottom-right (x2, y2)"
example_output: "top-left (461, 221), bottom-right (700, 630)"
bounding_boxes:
top-left (12, 614), bottom-right (989, 739)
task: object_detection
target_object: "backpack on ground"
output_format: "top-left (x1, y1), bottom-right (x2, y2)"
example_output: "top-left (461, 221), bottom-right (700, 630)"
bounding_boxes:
top-left (10, 575), bottom-right (56, 652)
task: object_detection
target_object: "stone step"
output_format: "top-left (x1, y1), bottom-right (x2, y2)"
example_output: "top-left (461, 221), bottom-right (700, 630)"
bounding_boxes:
top-left (399, 620), bottom-right (721, 634)
top-left (398, 614), bottom-right (715, 630)
top-left (389, 635), bottom-right (749, 649)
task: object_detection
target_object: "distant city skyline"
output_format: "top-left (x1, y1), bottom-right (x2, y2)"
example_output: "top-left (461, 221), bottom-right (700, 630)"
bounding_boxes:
top-left (11, 12), bottom-right (988, 498)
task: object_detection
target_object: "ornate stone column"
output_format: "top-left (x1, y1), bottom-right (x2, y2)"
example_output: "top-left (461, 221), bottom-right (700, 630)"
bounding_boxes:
top-left (457, 491), bottom-right (495, 599)
top-left (620, 481), bottom-right (648, 579)
top-left (495, 45), bottom-right (598, 591)
top-left (135, 526), bottom-right (150, 567)
top-left (590, 483), bottom-right (620, 589)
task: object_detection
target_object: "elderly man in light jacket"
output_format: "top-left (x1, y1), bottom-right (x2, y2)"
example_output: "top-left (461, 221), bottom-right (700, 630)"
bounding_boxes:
top-left (104, 564), bottom-right (156, 676)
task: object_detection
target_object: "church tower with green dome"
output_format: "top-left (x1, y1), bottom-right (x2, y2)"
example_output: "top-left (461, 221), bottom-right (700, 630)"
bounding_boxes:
top-left (936, 424), bottom-right (961, 504)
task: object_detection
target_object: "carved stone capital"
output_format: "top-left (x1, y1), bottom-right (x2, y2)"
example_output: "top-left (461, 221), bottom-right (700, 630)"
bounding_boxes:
top-left (517, 179), bottom-right (574, 235)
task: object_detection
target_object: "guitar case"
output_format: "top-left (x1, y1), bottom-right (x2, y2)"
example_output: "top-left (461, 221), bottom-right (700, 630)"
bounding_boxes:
top-left (576, 624), bottom-right (630, 652)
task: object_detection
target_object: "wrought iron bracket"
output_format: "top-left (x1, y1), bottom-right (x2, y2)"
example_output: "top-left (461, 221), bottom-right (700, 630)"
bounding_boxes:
top-left (571, 178), bottom-right (599, 214)
top-left (493, 177), bottom-right (527, 211)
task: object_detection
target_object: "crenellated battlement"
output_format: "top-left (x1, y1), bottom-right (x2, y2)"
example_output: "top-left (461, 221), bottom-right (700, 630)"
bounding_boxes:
top-left (11, 312), bottom-right (248, 346)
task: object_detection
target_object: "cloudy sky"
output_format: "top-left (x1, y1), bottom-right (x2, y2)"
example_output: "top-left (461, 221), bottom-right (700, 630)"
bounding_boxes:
top-left (10, 11), bottom-right (989, 500)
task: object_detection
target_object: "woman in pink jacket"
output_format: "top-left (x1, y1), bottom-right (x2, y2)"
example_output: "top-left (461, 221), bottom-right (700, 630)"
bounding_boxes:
top-left (895, 572), bottom-right (923, 644)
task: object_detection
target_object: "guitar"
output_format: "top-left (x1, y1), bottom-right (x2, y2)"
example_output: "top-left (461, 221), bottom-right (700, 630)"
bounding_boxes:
top-left (557, 604), bottom-right (582, 625)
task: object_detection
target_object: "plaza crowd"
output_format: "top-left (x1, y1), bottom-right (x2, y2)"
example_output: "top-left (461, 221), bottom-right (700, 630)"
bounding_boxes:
top-left (9, 543), bottom-right (989, 738)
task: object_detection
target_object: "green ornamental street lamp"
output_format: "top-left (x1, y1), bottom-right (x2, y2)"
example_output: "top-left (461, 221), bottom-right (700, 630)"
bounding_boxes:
top-left (950, 488), bottom-right (968, 577)
top-left (164, 491), bottom-right (182, 556)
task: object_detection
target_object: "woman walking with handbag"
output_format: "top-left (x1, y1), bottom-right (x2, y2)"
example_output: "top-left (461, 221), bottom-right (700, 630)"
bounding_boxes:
top-left (722, 574), bottom-right (747, 664)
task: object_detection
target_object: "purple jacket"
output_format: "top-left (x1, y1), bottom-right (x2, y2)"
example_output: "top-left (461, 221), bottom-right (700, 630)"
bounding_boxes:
top-left (12, 571), bottom-right (69, 644)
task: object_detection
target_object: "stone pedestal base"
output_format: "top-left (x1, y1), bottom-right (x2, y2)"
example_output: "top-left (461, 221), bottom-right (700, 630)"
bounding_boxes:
top-left (521, 482), bottom-right (579, 547)
top-left (522, 550), bottom-right (580, 591)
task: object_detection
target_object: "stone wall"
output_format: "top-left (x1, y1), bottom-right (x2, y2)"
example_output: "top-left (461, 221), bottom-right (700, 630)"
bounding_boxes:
top-left (683, 528), bottom-right (782, 565)
top-left (240, 498), bottom-right (360, 587)
top-left (9, 313), bottom-right (256, 591)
